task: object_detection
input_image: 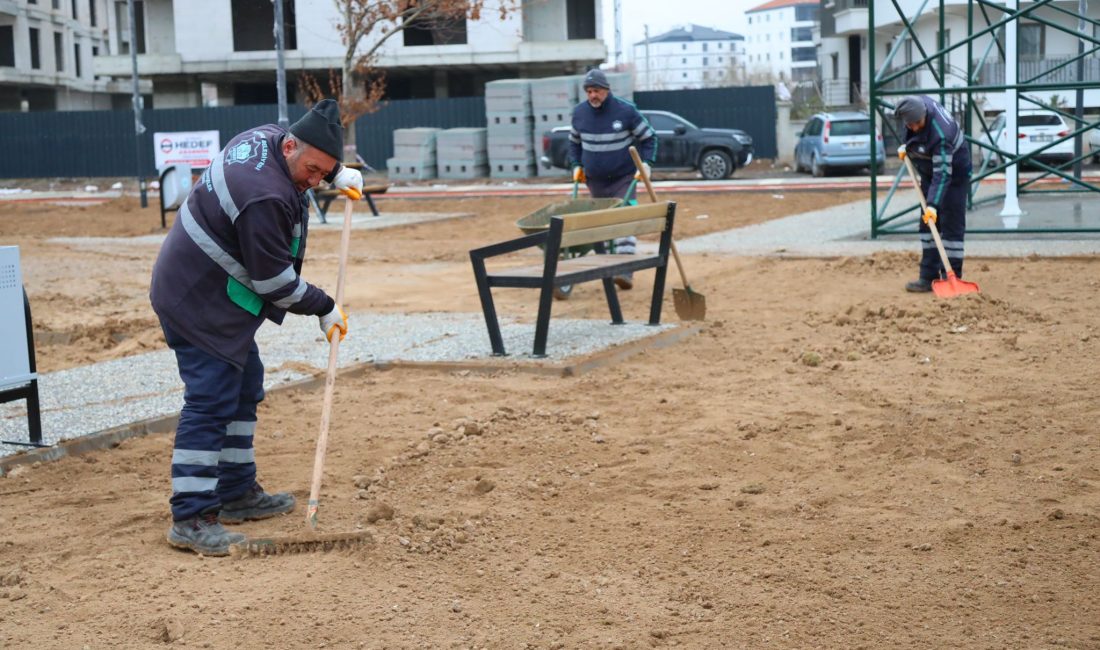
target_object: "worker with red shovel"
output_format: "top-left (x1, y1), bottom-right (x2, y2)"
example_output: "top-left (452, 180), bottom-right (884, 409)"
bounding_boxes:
top-left (150, 100), bottom-right (361, 556)
top-left (895, 95), bottom-right (972, 294)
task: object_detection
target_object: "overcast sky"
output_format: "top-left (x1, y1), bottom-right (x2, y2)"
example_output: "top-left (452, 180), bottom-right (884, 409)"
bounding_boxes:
top-left (599, 0), bottom-right (761, 65)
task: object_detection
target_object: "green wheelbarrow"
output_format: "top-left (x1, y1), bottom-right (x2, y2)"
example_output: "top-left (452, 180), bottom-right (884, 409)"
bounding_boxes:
top-left (514, 180), bottom-right (638, 299)
top-left (515, 196), bottom-right (622, 299)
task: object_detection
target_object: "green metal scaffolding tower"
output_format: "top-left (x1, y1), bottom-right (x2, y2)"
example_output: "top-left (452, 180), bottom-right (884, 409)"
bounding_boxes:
top-left (869, 0), bottom-right (1100, 236)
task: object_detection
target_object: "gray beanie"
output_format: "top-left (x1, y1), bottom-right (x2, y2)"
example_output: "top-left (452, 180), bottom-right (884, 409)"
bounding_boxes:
top-left (289, 98), bottom-right (343, 160)
top-left (895, 96), bottom-right (927, 125)
top-left (583, 69), bottom-right (610, 90)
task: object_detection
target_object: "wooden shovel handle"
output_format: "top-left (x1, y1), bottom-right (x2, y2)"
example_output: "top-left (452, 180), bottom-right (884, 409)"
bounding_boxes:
top-left (902, 155), bottom-right (955, 277)
top-left (628, 146), bottom-right (692, 290)
top-left (306, 195), bottom-right (355, 529)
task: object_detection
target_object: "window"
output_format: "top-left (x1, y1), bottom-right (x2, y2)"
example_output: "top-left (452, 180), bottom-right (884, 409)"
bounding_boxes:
top-left (54, 31), bottom-right (63, 72)
top-left (703, 56), bottom-right (708, 65)
top-left (403, 13), bottom-right (467, 45)
top-left (1020, 23), bottom-right (1044, 59)
top-left (0, 26), bottom-right (13, 67)
top-left (52, 0), bottom-right (61, 10)
top-left (1019, 114), bottom-right (1064, 127)
top-left (682, 72), bottom-right (687, 78)
top-left (565, 0), bottom-right (595, 39)
top-left (831, 120), bottom-right (871, 136)
top-left (791, 27), bottom-right (813, 42)
top-left (73, 41), bottom-right (81, 76)
top-left (791, 46), bottom-right (816, 62)
top-left (232, 0), bottom-right (297, 51)
top-left (766, 53), bottom-right (770, 61)
top-left (766, 13), bottom-right (770, 21)
top-left (29, 28), bottom-right (40, 69)
top-left (682, 57), bottom-right (686, 63)
top-left (795, 5), bottom-right (818, 20)
top-left (766, 34), bottom-right (770, 42)
top-left (806, 119), bottom-right (823, 136)
top-left (71, 0), bottom-right (78, 19)
top-left (718, 56), bottom-right (723, 63)
top-left (702, 42), bottom-right (708, 52)
top-left (90, 0), bottom-right (96, 26)
top-left (779, 51), bottom-right (784, 59)
top-left (647, 113), bottom-right (684, 131)
top-left (748, 16), bottom-right (752, 24)
top-left (681, 43), bottom-right (686, 50)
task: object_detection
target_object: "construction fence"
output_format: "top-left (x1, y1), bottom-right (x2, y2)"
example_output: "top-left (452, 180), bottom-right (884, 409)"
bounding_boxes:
top-left (0, 86), bottom-right (777, 179)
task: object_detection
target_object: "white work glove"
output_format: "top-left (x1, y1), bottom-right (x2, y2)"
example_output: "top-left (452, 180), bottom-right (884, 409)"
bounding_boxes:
top-left (634, 161), bottom-right (652, 181)
top-left (332, 166), bottom-right (363, 200)
top-left (319, 304), bottom-right (348, 342)
top-left (897, 144), bottom-right (907, 161)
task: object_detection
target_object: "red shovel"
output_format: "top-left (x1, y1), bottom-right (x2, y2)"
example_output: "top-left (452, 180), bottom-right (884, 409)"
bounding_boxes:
top-left (901, 155), bottom-right (980, 298)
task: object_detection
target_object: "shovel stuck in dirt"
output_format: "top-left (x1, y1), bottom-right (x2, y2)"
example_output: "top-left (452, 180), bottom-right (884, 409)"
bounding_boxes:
top-left (233, 192), bottom-right (371, 557)
top-left (901, 156), bottom-right (980, 299)
top-left (628, 147), bottom-right (706, 321)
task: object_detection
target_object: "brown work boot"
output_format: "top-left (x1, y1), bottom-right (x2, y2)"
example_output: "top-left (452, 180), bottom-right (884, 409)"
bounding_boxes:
top-left (613, 273), bottom-right (633, 290)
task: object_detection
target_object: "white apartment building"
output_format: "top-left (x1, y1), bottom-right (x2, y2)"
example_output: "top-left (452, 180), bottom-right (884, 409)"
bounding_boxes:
top-left (631, 24), bottom-right (745, 91)
top-left (744, 0), bottom-right (820, 83)
top-left (820, 0), bottom-right (1100, 112)
top-left (91, 0), bottom-right (606, 108)
top-left (0, 0), bottom-right (142, 111)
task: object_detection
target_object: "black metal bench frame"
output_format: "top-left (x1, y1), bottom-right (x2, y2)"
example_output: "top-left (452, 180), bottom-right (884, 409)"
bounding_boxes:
top-left (469, 201), bottom-right (677, 357)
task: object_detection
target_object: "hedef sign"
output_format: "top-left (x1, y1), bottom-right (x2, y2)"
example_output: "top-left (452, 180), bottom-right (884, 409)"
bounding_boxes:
top-left (154, 130), bottom-right (220, 169)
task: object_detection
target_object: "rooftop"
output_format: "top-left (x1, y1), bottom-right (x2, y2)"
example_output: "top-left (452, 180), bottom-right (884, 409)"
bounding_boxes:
top-left (747, 0), bottom-right (819, 13)
top-left (635, 24), bottom-right (745, 46)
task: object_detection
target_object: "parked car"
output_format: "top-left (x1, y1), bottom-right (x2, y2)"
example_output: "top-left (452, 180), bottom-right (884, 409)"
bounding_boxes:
top-left (979, 109), bottom-right (1075, 167)
top-left (540, 109), bottom-right (754, 180)
top-left (794, 111), bottom-right (885, 177)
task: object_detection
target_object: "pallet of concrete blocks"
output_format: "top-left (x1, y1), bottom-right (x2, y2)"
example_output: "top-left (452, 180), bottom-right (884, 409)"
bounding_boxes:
top-left (437, 127), bottom-right (488, 180)
top-left (530, 75), bottom-right (579, 128)
top-left (388, 128), bottom-right (441, 181)
top-left (486, 79), bottom-right (537, 179)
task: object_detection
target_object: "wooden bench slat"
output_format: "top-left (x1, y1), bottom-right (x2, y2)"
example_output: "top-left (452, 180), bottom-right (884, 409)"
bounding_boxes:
top-left (490, 253), bottom-right (652, 278)
top-left (559, 217), bottom-right (666, 248)
top-left (559, 201), bottom-right (670, 232)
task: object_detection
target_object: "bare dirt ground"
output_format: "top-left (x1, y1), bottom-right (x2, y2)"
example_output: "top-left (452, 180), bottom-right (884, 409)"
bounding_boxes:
top-left (1, 190), bottom-right (1098, 649)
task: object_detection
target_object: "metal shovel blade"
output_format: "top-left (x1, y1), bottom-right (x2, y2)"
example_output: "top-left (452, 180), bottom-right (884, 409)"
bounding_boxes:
top-left (932, 272), bottom-right (980, 298)
top-left (673, 287), bottom-right (707, 321)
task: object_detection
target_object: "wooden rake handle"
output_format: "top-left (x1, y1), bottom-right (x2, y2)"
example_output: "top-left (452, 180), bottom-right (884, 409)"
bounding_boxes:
top-left (901, 155), bottom-right (956, 277)
top-left (628, 146), bottom-right (693, 291)
top-left (306, 194), bottom-right (355, 530)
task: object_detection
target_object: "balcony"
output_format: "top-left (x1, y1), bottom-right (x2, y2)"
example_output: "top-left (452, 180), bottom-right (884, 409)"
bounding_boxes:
top-left (975, 56), bottom-right (1100, 85)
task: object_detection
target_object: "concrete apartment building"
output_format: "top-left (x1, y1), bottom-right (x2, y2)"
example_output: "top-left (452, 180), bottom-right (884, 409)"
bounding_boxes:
top-left (744, 0), bottom-right (820, 84)
top-left (818, 0), bottom-right (1100, 112)
top-left (90, 0), bottom-right (606, 109)
top-left (631, 24), bottom-right (745, 91)
top-left (0, 0), bottom-right (143, 111)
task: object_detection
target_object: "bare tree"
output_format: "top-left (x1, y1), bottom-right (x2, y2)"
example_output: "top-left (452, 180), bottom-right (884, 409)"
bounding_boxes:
top-left (299, 0), bottom-right (518, 161)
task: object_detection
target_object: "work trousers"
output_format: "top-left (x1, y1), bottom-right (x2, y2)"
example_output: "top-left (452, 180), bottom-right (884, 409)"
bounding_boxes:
top-left (919, 170), bottom-right (969, 281)
top-left (161, 320), bottom-right (263, 521)
top-left (586, 173), bottom-right (638, 254)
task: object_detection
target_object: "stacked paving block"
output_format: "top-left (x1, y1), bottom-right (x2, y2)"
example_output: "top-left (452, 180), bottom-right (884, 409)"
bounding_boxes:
top-left (485, 79), bottom-right (536, 179)
top-left (531, 76), bottom-right (579, 178)
top-left (436, 127), bottom-right (488, 180)
top-left (387, 128), bottom-right (441, 181)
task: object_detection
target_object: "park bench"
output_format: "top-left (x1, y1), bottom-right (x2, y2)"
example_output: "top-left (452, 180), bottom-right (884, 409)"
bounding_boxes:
top-left (469, 200), bottom-right (677, 357)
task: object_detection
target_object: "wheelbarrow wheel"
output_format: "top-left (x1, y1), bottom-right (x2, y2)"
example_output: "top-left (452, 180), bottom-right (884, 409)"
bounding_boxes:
top-left (553, 284), bottom-right (573, 300)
